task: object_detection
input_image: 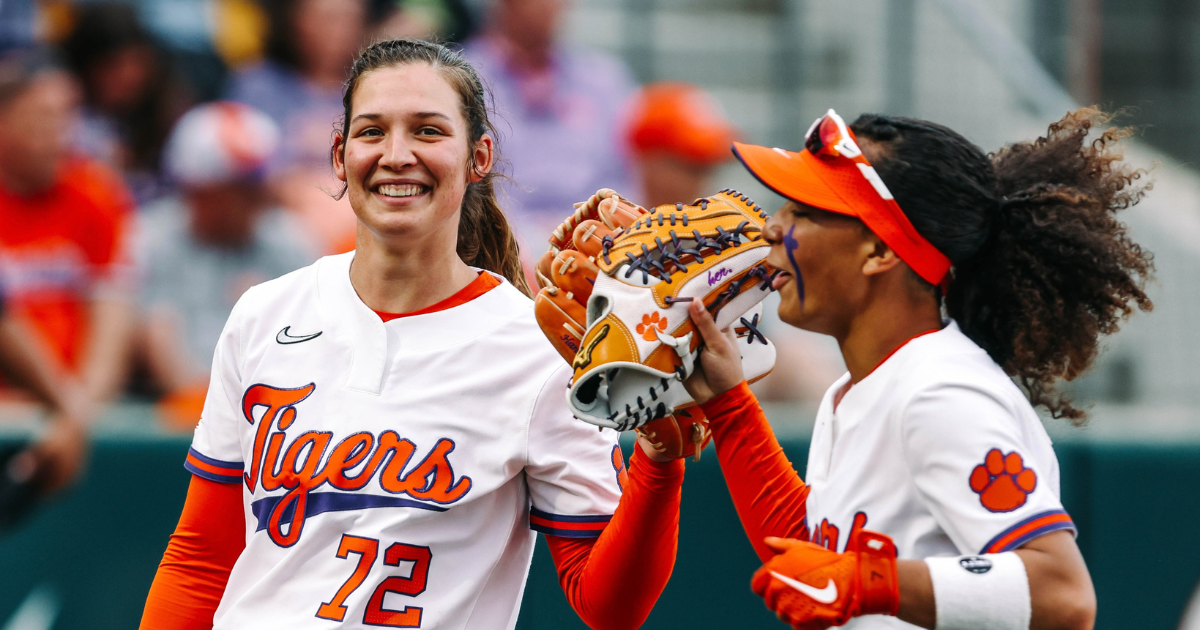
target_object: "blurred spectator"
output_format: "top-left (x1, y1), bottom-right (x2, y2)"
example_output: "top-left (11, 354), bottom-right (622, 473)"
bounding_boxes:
top-left (225, 0), bottom-right (363, 170)
top-left (626, 81), bottom-right (738, 208)
top-left (210, 0), bottom-right (271, 69)
top-left (62, 2), bottom-right (193, 204)
top-left (0, 297), bottom-right (92, 500)
top-left (0, 0), bottom-right (36, 52)
top-left (224, 0), bottom-right (367, 254)
top-left (369, 0), bottom-right (476, 43)
top-left (463, 0), bottom-right (639, 247)
top-left (0, 48), bottom-right (136, 406)
top-left (137, 102), bottom-right (316, 427)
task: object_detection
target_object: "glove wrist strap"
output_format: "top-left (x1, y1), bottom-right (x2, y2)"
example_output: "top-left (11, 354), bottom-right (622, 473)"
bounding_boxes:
top-left (853, 532), bottom-right (901, 617)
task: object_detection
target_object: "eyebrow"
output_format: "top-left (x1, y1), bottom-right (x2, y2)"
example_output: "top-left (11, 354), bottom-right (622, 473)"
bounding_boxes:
top-left (350, 111), bottom-right (454, 124)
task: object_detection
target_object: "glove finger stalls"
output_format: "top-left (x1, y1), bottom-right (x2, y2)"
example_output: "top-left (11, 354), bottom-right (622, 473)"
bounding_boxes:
top-left (535, 250), bottom-right (557, 290)
top-left (572, 220), bottom-right (618, 260)
top-left (598, 194), bottom-right (645, 229)
top-left (534, 289), bottom-right (588, 364)
top-left (550, 250), bottom-right (600, 305)
top-left (549, 188), bottom-right (645, 251)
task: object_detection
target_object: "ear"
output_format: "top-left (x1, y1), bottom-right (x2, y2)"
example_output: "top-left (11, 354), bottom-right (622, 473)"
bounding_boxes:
top-left (469, 133), bottom-right (495, 183)
top-left (332, 132), bottom-right (347, 183)
top-left (860, 231), bottom-right (904, 277)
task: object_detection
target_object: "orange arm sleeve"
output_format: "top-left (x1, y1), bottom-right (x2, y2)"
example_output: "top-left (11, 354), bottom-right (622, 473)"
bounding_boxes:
top-left (545, 444), bottom-right (684, 630)
top-left (700, 381), bottom-right (811, 562)
top-left (140, 475), bottom-right (246, 630)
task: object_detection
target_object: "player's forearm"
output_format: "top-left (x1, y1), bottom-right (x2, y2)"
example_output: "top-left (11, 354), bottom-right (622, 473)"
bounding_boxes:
top-left (1021, 531), bottom-right (1096, 630)
top-left (699, 381), bottom-right (810, 561)
top-left (896, 559), bottom-right (936, 628)
top-left (0, 316), bottom-right (69, 410)
top-left (895, 532), bottom-right (1095, 630)
top-left (559, 444), bottom-right (684, 630)
top-left (80, 298), bottom-right (134, 403)
top-left (142, 476), bottom-right (245, 630)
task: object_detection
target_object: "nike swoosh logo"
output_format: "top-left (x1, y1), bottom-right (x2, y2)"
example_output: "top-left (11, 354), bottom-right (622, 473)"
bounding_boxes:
top-left (276, 326), bottom-right (322, 345)
top-left (770, 571), bottom-right (838, 604)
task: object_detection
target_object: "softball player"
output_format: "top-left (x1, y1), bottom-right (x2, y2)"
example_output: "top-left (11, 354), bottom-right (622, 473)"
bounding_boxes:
top-left (140, 39), bottom-right (683, 630)
top-left (685, 109), bottom-right (1150, 629)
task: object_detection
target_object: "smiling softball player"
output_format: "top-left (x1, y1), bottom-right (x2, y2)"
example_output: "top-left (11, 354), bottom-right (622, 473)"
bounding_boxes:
top-left (684, 109), bottom-right (1152, 629)
top-left (139, 39), bottom-right (684, 630)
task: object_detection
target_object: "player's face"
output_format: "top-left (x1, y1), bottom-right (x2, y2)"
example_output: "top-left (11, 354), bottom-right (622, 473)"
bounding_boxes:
top-left (334, 63), bottom-right (493, 245)
top-left (764, 201), bottom-right (875, 336)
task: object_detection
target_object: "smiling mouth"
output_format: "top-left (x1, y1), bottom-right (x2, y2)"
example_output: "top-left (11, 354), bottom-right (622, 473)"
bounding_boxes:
top-left (374, 183), bottom-right (430, 198)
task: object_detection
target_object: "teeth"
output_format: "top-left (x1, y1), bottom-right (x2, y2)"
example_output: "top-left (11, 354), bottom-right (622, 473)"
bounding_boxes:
top-left (378, 183), bottom-right (427, 198)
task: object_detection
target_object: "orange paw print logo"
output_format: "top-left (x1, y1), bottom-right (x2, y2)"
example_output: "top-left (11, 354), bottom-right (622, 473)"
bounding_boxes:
top-left (970, 448), bottom-right (1037, 513)
top-left (636, 312), bottom-right (668, 342)
top-left (611, 445), bottom-right (628, 492)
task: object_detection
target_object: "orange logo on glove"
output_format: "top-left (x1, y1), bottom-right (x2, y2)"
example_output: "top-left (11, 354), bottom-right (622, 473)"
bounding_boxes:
top-left (970, 448), bottom-right (1037, 513)
top-left (635, 312), bottom-right (668, 342)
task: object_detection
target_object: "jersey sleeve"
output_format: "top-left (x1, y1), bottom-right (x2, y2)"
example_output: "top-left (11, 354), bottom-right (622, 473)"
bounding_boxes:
top-left (525, 364), bottom-right (623, 538)
top-left (184, 290), bottom-right (252, 484)
top-left (900, 382), bottom-right (1076, 555)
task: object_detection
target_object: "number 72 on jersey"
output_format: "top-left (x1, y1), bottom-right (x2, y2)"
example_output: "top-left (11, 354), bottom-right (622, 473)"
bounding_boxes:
top-left (316, 534), bottom-right (432, 627)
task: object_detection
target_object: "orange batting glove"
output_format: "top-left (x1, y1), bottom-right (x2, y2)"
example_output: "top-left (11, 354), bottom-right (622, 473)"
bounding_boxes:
top-left (751, 529), bottom-right (900, 630)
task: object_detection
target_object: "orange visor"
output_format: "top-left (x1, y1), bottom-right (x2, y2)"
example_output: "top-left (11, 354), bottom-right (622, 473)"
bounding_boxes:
top-left (732, 109), bottom-right (952, 286)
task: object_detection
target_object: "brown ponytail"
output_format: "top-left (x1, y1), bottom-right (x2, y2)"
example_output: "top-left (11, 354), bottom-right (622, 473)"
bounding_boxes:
top-left (335, 38), bottom-right (532, 297)
top-left (458, 176), bottom-right (529, 296)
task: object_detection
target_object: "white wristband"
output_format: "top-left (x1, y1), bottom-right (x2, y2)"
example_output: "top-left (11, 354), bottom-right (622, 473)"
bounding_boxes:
top-left (926, 552), bottom-right (1031, 630)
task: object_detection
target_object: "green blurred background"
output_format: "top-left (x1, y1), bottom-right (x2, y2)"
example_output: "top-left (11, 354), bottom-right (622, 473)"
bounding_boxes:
top-left (1, 408), bottom-right (1198, 630)
top-left (5, 0), bottom-right (1200, 628)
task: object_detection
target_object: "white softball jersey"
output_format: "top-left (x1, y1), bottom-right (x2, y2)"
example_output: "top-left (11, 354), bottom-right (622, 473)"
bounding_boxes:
top-left (183, 252), bottom-right (624, 630)
top-left (801, 322), bottom-right (1075, 629)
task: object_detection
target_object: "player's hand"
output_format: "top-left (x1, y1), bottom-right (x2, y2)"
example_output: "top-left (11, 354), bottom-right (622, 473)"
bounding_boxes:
top-left (683, 299), bottom-right (745, 405)
top-left (751, 530), bottom-right (900, 630)
top-left (33, 383), bottom-right (93, 493)
top-left (33, 412), bottom-right (90, 493)
top-left (635, 435), bottom-right (675, 463)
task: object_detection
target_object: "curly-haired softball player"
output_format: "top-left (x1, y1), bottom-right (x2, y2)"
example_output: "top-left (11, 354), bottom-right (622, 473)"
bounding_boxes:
top-left (684, 109), bottom-right (1151, 629)
top-left (139, 39), bottom-right (684, 630)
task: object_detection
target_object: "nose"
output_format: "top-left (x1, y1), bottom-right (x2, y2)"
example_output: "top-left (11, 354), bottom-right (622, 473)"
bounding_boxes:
top-left (379, 132), bottom-right (418, 171)
top-left (763, 212), bottom-right (783, 245)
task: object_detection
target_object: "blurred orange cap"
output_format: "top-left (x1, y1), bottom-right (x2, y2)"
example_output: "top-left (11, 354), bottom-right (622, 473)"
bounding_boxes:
top-left (627, 82), bottom-right (738, 166)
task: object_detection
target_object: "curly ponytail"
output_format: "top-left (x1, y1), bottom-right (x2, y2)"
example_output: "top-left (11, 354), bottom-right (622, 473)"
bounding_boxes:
top-left (335, 39), bottom-right (531, 297)
top-left (852, 109), bottom-right (1154, 422)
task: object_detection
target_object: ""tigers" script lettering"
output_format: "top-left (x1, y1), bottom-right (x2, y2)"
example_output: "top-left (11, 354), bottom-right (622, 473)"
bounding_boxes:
top-left (242, 383), bottom-right (473, 546)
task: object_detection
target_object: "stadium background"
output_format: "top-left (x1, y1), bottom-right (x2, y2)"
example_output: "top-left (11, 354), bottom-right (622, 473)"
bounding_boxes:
top-left (3, 0), bottom-right (1200, 628)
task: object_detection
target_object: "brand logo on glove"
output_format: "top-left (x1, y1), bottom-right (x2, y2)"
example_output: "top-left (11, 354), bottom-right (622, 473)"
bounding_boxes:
top-left (573, 325), bottom-right (609, 370)
top-left (769, 572), bottom-right (838, 604)
top-left (707, 267), bottom-right (732, 286)
top-left (958, 556), bottom-right (993, 574)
